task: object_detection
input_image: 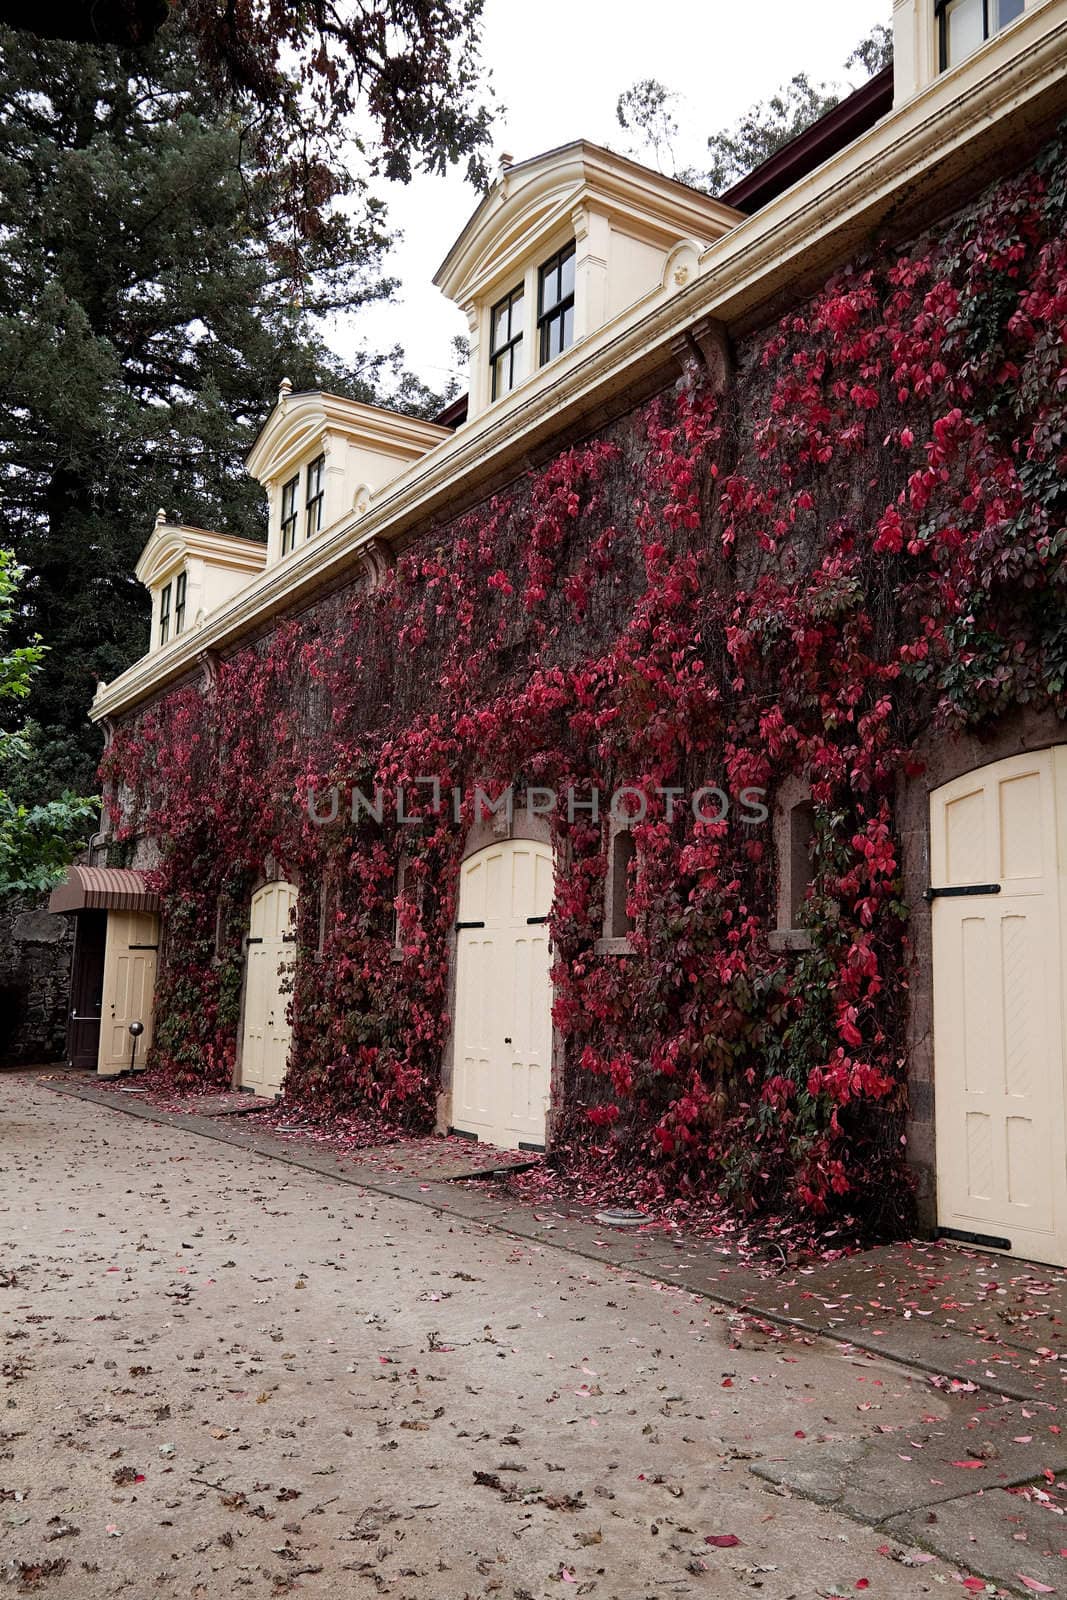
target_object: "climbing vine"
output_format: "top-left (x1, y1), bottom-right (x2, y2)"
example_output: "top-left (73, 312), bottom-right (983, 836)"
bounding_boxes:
top-left (102, 129), bottom-right (1067, 1238)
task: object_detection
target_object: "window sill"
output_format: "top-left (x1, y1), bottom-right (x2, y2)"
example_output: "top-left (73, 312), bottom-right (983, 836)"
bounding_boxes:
top-left (595, 935), bottom-right (636, 957)
top-left (768, 929), bottom-right (813, 953)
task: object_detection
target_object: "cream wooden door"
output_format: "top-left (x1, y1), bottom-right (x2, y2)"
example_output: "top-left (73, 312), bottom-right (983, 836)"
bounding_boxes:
top-left (97, 911), bottom-right (159, 1075)
top-left (452, 840), bottom-right (553, 1149)
top-left (240, 881), bottom-right (298, 1097)
top-left (931, 748), bottom-right (1067, 1266)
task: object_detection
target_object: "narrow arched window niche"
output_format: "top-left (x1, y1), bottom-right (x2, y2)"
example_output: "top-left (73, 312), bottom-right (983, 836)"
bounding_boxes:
top-left (391, 853), bottom-right (424, 963)
top-left (596, 819), bottom-right (639, 956)
top-left (770, 777), bottom-right (817, 953)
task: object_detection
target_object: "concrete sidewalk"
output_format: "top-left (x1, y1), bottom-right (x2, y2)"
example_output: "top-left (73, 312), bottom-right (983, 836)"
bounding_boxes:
top-left (27, 1069), bottom-right (1067, 1596)
top-left (42, 1073), bottom-right (1067, 1403)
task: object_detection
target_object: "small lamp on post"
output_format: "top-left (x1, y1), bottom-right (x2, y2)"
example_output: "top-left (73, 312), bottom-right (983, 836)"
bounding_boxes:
top-left (128, 1020), bottom-right (145, 1075)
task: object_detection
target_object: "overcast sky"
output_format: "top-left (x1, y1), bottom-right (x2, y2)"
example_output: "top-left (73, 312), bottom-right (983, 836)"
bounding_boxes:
top-left (337, 0), bottom-right (892, 393)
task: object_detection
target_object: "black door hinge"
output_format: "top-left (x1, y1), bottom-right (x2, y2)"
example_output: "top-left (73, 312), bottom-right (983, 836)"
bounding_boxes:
top-left (938, 1226), bottom-right (1011, 1251)
top-left (526, 915), bottom-right (549, 925)
top-left (455, 920), bottom-right (486, 930)
top-left (924, 883), bottom-right (1001, 903)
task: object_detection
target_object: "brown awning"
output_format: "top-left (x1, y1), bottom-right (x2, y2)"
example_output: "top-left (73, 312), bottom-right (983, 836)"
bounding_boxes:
top-left (49, 865), bottom-right (159, 915)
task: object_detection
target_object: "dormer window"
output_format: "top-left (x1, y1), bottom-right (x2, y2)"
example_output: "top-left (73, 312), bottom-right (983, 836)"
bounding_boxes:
top-left (938, 0), bottom-right (1024, 69)
top-left (538, 241), bottom-right (576, 365)
top-left (490, 284), bottom-right (526, 400)
top-left (280, 475), bottom-right (299, 555)
top-left (304, 454), bottom-right (325, 539)
top-left (157, 569), bottom-right (187, 647)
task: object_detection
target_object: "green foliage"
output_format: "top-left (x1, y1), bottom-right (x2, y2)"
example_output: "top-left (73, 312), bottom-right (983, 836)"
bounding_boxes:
top-left (0, 21), bottom-right (447, 797)
top-left (0, 0), bottom-right (493, 249)
top-left (616, 80), bottom-right (685, 177)
top-left (615, 25), bottom-right (894, 191)
top-left (0, 550), bottom-right (96, 895)
top-left (704, 74), bottom-right (845, 193)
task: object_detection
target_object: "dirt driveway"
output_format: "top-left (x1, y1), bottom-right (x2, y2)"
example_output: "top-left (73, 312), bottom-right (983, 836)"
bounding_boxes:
top-left (0, 1076), bottom-right (1012, 1598)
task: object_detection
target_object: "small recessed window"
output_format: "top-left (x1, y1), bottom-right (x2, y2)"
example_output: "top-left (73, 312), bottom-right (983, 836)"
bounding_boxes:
top-left (173, 570), bottom-right (187, 637)
top-left (489, 283), bottom-right (526, 400)
top-left (305, 454), bottom-right (325, 539)
top-left (280, 474), bottom-right (299, 554)
top-left (159, 582), bottom-right (171, 647)
top-left (938, 0), bottom-right (1024, 70)
top-left (609, 829), bottom-right (637, 939)
top-left (788, 800), bottom-right (816, 928)
top-left (316, 875), bottom-right (336, 959)
top-left (538, 241), bottom-right (576, 366)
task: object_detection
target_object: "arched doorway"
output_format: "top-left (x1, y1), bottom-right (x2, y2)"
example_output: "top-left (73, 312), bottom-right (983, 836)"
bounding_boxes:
top-left (451, 839), bottom-right (553, 1149)
top-left (240, 881), bottom-right (298, 1096)
top-left (931, 747), bottom-right (1067, 1266)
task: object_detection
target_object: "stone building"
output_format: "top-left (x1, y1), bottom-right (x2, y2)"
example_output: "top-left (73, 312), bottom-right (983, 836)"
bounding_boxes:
top-left (51, 0), bottom-right (1067, 1263)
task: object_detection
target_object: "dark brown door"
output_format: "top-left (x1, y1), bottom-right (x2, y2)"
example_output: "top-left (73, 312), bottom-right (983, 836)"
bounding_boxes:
top-left (67, 911), bottom-right (106, 1069)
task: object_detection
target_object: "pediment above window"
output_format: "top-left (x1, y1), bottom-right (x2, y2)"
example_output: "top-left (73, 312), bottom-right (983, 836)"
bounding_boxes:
top-left (135, 518), bottom-right (266, 592)
top-left (433, 140), bottom-right (742, 422)
top-left (246, 389), bottom-right (449, 491)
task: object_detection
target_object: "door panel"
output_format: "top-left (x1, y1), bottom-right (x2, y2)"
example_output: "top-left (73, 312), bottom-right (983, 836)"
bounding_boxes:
top-left (98, 911), bottom-right (159, 1074)
top-left (932, 748), bottom-right (1067, 1265)
top-left (67, 911), bottom-right (107, 1069)
top-left (240, 881), bottom-right (298, 1097)
top-left (452, 840), bottom-right (553, 1149)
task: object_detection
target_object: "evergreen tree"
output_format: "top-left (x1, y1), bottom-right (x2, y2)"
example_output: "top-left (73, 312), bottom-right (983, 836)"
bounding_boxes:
top-left (0, 549), bottom-right (96, 894)
top-left (0, 23), bottom-right (408, 796)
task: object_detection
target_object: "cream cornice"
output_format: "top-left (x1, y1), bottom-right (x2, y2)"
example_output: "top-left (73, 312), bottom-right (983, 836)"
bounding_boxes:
top-left (93, 1), bottom-right (1067, 724)
top-left (134, 523), bottom-right (267, 590)
top-left (246, 390), bottom-right (452, 486)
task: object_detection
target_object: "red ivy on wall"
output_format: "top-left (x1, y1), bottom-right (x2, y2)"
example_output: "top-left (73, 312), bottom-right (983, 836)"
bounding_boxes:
top-left (102, 131), bottom-right (1067, 1237)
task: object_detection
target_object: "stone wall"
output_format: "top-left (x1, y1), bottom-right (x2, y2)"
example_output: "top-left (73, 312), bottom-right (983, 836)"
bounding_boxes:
top-left (0, 896), bottom-right (73, 1065)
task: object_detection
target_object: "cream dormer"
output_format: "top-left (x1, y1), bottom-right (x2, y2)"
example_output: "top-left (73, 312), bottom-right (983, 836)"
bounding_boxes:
top-left (434, 141), bottom-right (742, 422)
top-left (135, 513), bottom-right (268, 655)
top-left (893, 0), bottom-right (1043, 102)
top-left (246, 384), bottom-right (452, 565)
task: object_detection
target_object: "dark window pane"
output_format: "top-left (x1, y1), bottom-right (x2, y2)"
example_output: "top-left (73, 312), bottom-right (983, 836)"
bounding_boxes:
top-left (996, 0), bottom-right (1024, 24)
top-left (560, 246), bottom-right (575, 302)
top-left (561, 304), bottom-right (574, 353)
top-left (281, 473), bottom-right (299, 553)
top-left (492, 350), bottom-right (513, 400)
top-left (944, 0), bottom-right (985, 64)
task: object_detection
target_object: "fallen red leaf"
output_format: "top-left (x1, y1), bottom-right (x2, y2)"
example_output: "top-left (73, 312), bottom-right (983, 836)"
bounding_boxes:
top-left (1017, 1579), bottom-right (1055, 1595)
top-left (705, 1534), bottom-right (742, 1548)
top-left (951, 1460), bottom-right (985, 1469)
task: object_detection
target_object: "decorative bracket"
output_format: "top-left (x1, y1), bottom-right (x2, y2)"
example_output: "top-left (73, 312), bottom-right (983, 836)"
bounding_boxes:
top-left (670, 315), bottom-right (731, 395)
top-left (359, 536), bottom-right (395, 593)
top-left (197, 648), bottom-right (220, 695)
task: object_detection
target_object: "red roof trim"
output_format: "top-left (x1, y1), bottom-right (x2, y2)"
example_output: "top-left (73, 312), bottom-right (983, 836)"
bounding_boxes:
top-left (721, 66), bottom-right (894, 215)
